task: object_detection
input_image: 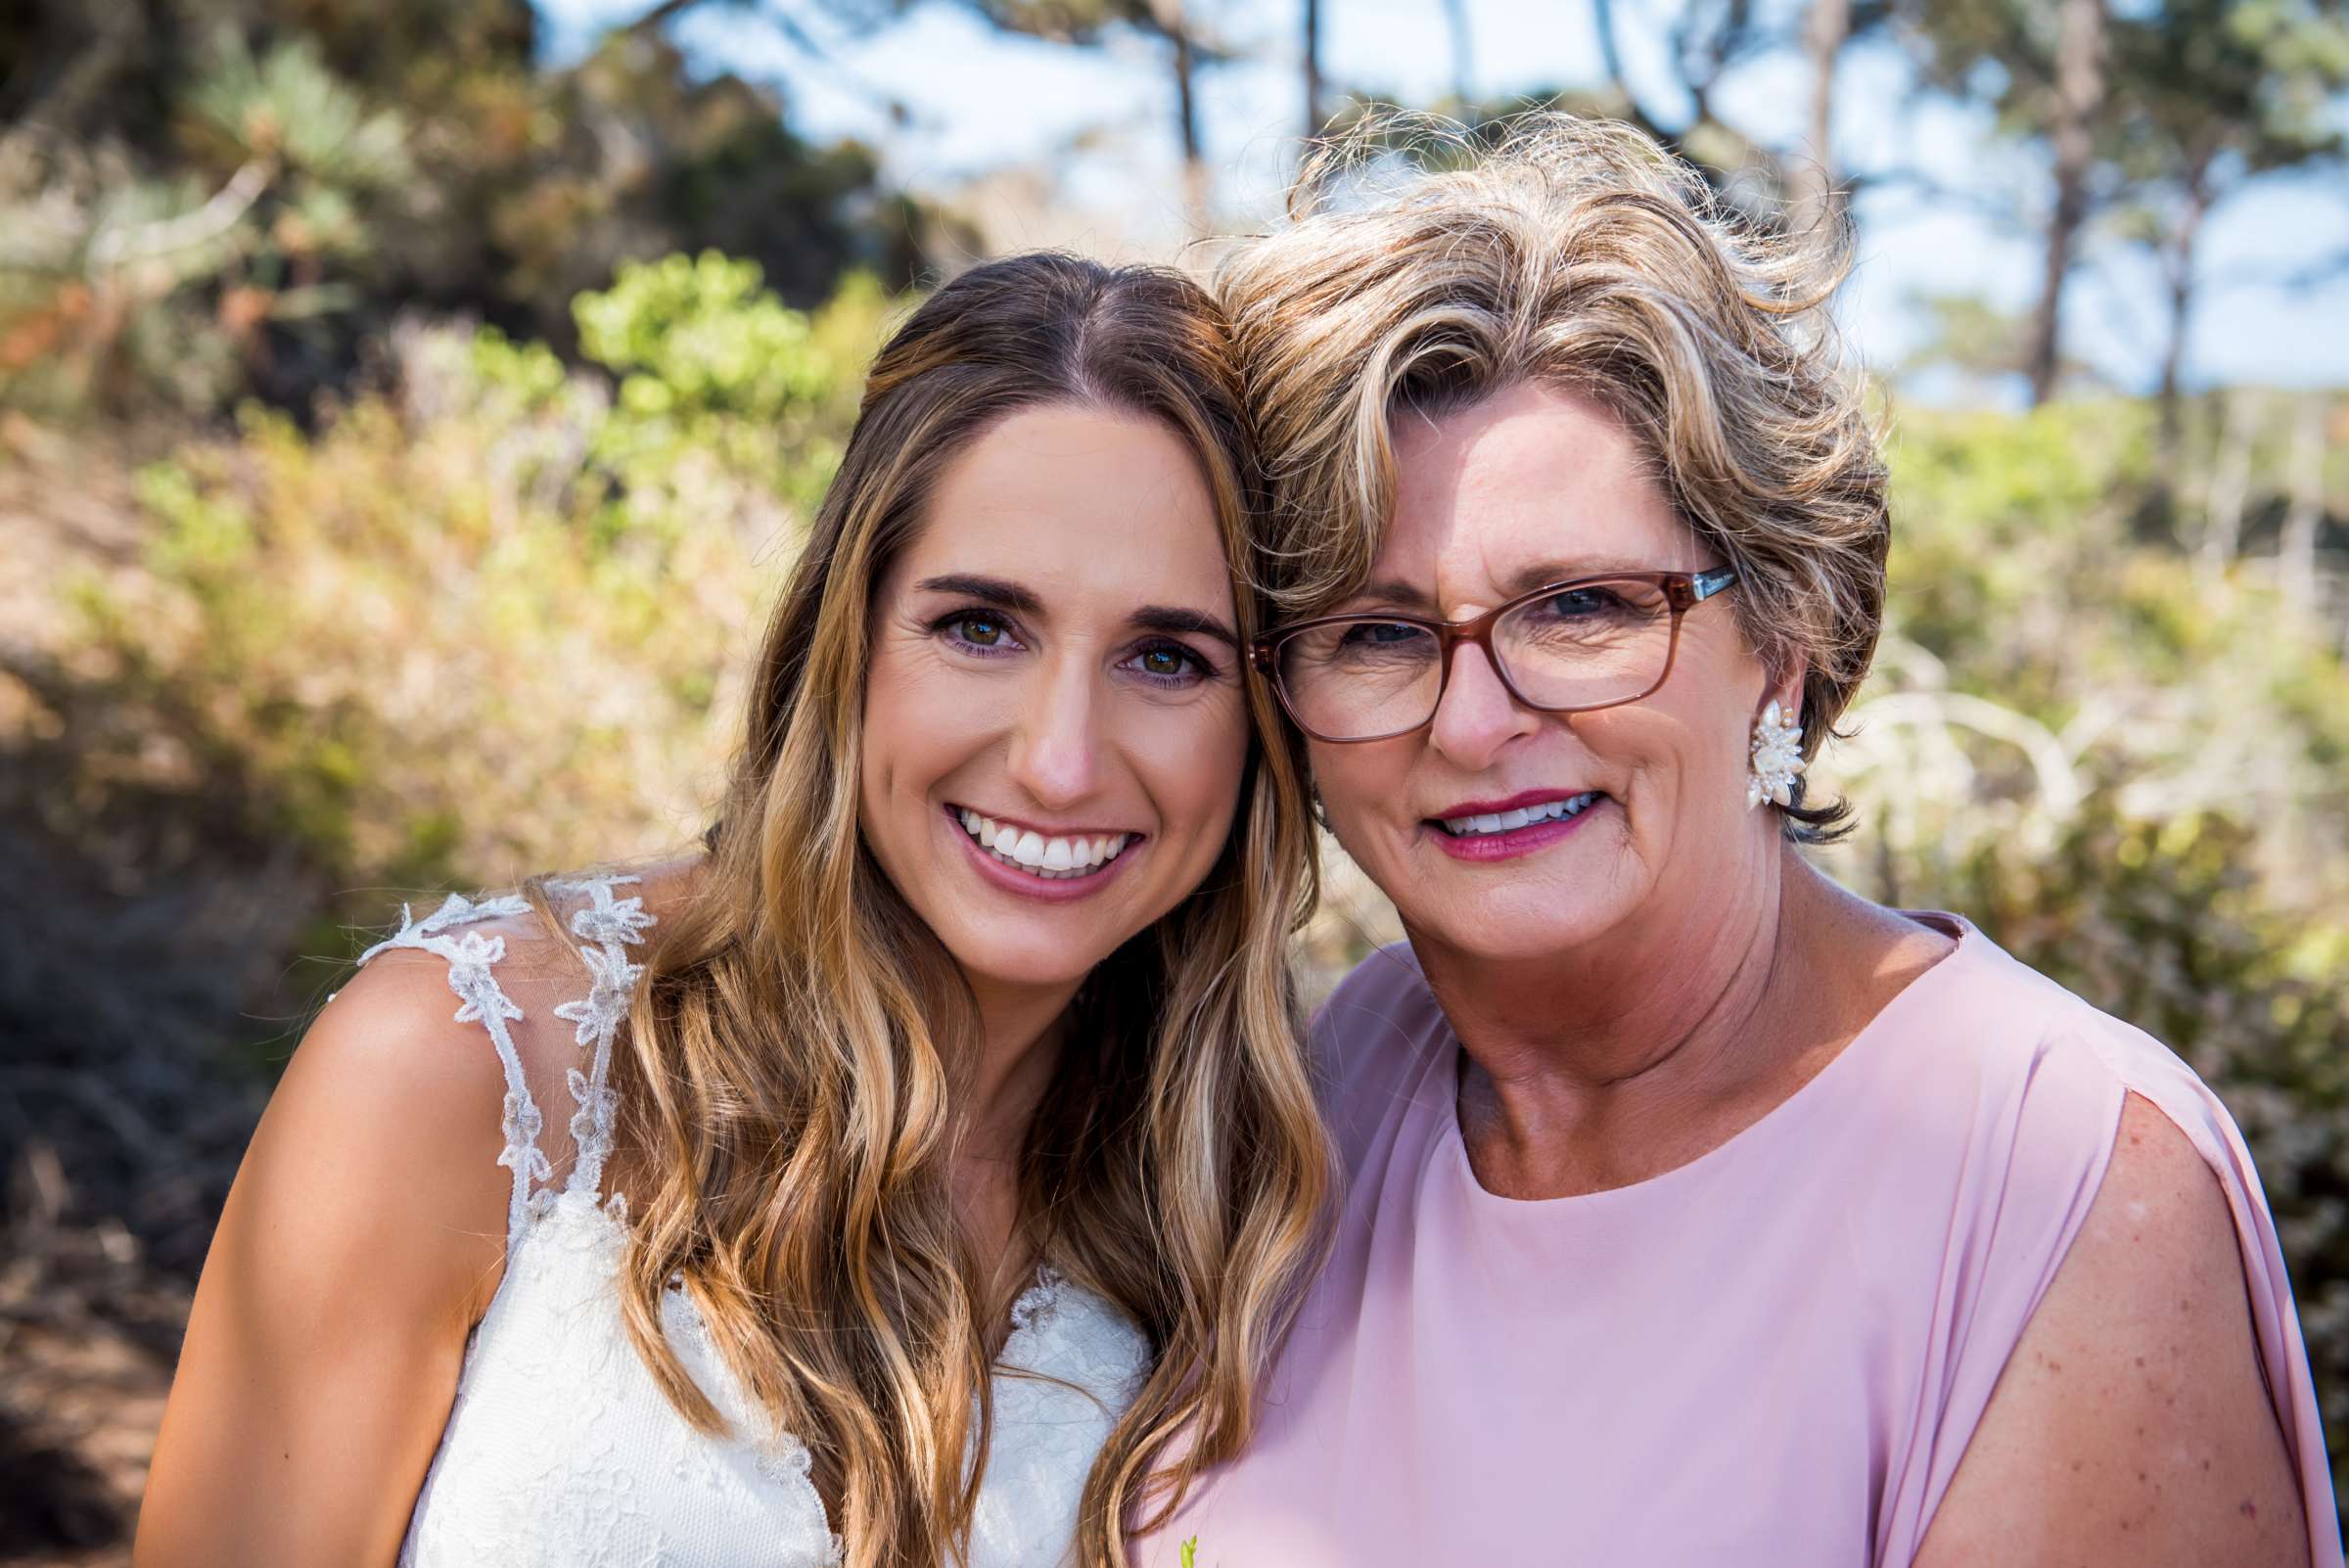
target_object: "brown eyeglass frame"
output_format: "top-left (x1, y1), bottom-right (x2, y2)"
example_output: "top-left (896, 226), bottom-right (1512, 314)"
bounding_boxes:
top-left (1249, 568), bottom-right (1741, 744)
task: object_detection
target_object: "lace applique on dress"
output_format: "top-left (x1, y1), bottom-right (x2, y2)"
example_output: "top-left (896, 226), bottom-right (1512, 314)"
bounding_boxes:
top-left (975, 1267), bottom-right (1154, 1568)
top-left (358, 890), bottom-right (544, 1234)
top-left (360, 875), bottom-right (660, 1230)
top-left (361, 875), bottom-right (1148, 1568)
top-left (543, 874), bottom-right (649, 1216)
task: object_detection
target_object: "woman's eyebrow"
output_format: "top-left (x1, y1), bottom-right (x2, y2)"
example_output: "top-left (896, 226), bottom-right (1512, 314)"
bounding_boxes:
top-left (1130, 605), bottom-right (1239, 648)
top-left (914, 575), bottom-right (1235, 647)
top-left (1346, 559), bottom-right (1673, 611)
top-left (1499, 556), bottom-right (1664, 595)
top-left (913, 573), bottom-right (1042, 614)
top-left (1347, 577), bottom-right (1435, 611)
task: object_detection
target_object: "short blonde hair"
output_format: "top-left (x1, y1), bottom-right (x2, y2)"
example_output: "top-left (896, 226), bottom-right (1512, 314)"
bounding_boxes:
top-left (1219, 113), bottom-right (1889, 839)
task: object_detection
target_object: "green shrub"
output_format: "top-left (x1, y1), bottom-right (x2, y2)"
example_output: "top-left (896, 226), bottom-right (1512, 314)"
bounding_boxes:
top-left (1921, 802), bottom-right (2349, 1505)
top-left (75, 257), bottom-right (895, 896)
top-left (1819, 397), bottom-right (2349, 1514)
top-left (51, 277), bottom-right (2349, 1524)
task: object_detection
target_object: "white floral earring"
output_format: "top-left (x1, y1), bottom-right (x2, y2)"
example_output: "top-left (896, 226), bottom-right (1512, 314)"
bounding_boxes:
top-left (1747, 700), bottom-right (1806, 809)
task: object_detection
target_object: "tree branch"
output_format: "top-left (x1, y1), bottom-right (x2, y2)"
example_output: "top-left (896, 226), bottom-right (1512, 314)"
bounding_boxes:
top-left (86, 161), bottom-right (274, 270)
top-left (624, 0), bottom-right (918, 119)
top-left (623, 0), bottom-right (716, 35)
top-left (1842, 164), bottom-right (2025, 227)
top-left (2281, 247), bottom-right (2349, 290)
top-left (1591, 0), bottom-right (1687, 147)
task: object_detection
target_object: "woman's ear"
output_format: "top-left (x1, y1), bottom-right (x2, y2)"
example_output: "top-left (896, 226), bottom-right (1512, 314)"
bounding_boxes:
top-left (1756, 653), bottom-right (1810, 730)
top-left (1745, 654), bottom-right (1814, 813)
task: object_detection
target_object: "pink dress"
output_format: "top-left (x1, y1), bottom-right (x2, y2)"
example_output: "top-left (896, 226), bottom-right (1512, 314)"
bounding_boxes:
top-left (1140, 915), bottom-right (2340, 1567)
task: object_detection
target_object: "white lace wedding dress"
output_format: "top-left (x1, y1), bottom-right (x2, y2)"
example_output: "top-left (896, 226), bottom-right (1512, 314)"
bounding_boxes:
top-left (360, 874), bottom-right (1152, 1568)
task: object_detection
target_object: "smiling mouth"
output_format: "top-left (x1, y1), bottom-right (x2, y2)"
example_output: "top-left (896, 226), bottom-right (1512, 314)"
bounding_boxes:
top-left (951, 807), bottom-right (1137, 880)
top-left (1432, 791), bottom-right (1606, 838)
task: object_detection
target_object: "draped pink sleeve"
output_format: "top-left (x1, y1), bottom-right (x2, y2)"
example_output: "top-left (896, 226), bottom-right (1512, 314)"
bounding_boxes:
top-left (1137, 915), bottom-right (2339, 1568)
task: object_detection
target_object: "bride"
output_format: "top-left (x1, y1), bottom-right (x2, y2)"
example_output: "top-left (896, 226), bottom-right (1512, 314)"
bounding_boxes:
top-left (134, 252), bottom-right (1333, 1568)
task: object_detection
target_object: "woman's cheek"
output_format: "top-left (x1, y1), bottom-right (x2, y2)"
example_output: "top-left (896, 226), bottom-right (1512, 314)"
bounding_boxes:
top-left (1307, 746), bottom-right (1396, 852)
top-left (1141, 696), bottom-right (1248, 853)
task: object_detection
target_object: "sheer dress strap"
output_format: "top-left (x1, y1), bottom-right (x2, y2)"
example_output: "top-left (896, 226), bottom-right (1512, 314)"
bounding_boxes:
top-left (354, 873), bottom-right (655, 1239)
top-left (543, 874), bottom-right (653, 1204)
top-left (357, 891), bottom-right (543, 1238)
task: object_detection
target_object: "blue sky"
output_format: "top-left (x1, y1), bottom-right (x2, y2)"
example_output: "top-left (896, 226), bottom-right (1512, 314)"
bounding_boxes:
top-left (537, 0), bottom-right (2349, 404)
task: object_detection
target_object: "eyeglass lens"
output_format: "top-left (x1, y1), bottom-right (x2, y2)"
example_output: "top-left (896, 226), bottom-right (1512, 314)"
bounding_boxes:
top-left (1275, 578), bottom-right (1678, 740)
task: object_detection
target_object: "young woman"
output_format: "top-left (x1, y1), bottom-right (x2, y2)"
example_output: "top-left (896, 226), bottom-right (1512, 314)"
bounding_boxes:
top-left (135, 253), bottom-right (1333, 1568)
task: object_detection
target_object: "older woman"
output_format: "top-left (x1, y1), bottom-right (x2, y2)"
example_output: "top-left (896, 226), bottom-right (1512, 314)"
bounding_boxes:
top-left (1140, 119), bottom-right (2338, 1567)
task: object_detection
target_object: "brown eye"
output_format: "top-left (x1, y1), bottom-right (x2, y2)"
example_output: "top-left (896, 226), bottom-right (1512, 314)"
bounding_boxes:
top-left (932, 608), bottom-right (1019, 651)
top-left (1127, 641), bottom-right (1212, 684)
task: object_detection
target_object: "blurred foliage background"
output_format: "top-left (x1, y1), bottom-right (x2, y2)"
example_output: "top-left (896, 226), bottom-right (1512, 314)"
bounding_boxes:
top-left (2, 0), bottom-right (2345, 1558)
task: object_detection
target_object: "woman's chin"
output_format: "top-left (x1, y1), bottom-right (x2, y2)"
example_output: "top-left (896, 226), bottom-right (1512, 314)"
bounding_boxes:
top-left (1379, 847), bottom-right (1638, 963)
top-left (1399, 876), bottom-right (1636, 964)
top-left (940, 935), bottom-right (1111, 1000)
top-left (1419, 913), bottom-right (1614, 965)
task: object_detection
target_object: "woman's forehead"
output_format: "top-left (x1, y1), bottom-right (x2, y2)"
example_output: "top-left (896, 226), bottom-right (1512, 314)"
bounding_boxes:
top-left (1373, 385), bottom-right (1692, 598)
top-left (900, 405), bottom-right (1234, 608)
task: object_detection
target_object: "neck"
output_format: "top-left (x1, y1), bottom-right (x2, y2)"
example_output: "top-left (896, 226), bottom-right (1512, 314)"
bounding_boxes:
top-left (959, 975), bottom-right (1075, 1169)
top-left (948, 974), bottom-right (1078, 1283)
top-left (1418, 838), bottom-right (1820, 1198)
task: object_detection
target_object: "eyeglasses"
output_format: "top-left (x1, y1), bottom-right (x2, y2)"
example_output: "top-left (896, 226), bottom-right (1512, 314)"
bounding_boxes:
top-left (1249, 568), bottom-right (1740, 744)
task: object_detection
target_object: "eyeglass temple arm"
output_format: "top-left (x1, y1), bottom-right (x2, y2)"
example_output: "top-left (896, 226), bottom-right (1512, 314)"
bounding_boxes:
top-left (1691, 566), bottom-right (1738, 600)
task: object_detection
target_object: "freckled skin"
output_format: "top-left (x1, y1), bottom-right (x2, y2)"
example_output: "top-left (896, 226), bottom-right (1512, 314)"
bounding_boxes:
top-left (1912, 1095), bottom-right (2311, 1568)
top-left (1296, 384), bottom-right (2315, 1560)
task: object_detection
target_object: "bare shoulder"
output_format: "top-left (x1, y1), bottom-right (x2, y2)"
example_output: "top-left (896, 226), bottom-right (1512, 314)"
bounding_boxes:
top-left (133, 932), bottom-right (536, 1564)
top-left (186, 867), bottom-right (692, 1349)
top-left (248, 859), bottom-right (700, 1236)
top-left (1915, 1091), bottom-right (2310, 1567)
top-left (238, 942), bottom-right (525, 1309)
top-left (609, 854), bottom-right (710, 946)
top-left (1784, 871), bottom-right (1960, 1041)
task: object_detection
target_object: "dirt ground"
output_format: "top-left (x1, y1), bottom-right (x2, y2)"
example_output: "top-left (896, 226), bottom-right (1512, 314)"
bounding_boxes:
top-left (0, 409), bottom-right (1405, 1558)
top-left (2, 414), bottom-right (306, 1560)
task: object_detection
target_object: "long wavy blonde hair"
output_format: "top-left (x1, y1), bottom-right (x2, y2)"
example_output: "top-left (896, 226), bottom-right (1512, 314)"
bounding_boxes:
top-left (557, 253), bottom-right (1332, 1567)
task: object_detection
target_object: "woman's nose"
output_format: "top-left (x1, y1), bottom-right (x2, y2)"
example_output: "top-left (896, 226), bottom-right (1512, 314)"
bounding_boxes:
top-left (1003, 656), bottom-right (1106, 808)
top-left (1426, 639), bottom-right (1542, 767)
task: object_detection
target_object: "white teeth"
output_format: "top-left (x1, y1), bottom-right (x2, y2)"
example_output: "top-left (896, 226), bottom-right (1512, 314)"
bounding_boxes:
top-left (1439, 792), bottom-right (1603, 837)
top-left (953, 811), bottom-right (1135, 879)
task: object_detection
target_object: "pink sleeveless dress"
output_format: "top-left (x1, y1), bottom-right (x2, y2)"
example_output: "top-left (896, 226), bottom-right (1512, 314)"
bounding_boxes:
top-left (1139, 914), bottom-right (2339, 1567)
